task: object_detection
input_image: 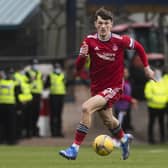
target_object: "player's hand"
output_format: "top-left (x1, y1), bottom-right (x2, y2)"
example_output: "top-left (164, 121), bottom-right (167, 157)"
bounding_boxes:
top-left (79, 41), bottom-right (88, 57)
top-left (131, 98), bottom-right (138, 110)
top-left (144, 66), bottom-right (157, 82)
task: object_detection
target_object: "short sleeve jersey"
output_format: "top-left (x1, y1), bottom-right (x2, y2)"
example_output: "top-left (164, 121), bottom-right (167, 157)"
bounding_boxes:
top-left (83, 33), bottom-right (134, 94)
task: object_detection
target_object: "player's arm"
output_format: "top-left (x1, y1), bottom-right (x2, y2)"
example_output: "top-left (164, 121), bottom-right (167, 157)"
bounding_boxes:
top-left (75, 40), bottom-right (89, 72)
top-left (122, 35), bottom-right (155, 81)
top-left (133, 41), bottom-right (155, 81)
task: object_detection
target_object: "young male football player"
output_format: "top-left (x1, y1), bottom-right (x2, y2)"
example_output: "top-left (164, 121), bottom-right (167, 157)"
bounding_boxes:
top-left (59, 7), bottom-right (155, 160)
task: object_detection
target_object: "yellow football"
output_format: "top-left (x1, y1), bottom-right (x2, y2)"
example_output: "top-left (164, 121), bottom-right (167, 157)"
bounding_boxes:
top-left (92, 134), bottom-right (114, 156)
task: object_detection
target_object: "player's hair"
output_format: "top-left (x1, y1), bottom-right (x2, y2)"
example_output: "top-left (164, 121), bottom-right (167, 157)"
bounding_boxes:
top-left (94, 7), bottom-right (113, 21)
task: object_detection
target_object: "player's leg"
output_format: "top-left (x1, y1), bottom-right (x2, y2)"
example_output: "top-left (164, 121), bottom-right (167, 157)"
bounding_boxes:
top-left (98, 107), bottom-right (133, 160)
top-left (100, 87), bottom-right (133, 160)
top-left (59, 95), bottom-right (107, 160)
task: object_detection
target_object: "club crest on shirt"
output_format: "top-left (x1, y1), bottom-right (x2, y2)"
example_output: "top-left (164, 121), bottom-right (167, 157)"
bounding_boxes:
top-left (94, 46), bottom-right (100, 51)
top-left (112, 44), bottom-right (118, 51)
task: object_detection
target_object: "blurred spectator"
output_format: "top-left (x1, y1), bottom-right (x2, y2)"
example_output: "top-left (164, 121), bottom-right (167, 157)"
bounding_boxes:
top-left (26, 59), bottom-right (43, 137)
top-left (0, 69), bottom-right (21, 144)
top-left (14, 66), bottom-right (33, 139)
top-left (144, 69), bottom-right (167, 144)
top-left (114, 67), bottom-right (138, 131)
top-left (45, 63), bottom-right (66, 137)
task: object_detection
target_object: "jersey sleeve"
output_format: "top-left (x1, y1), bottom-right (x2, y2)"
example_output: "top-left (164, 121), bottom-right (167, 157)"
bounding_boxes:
top-left (121, 35), bottom-right (149, 67)
top-left (121, 35), bottom-right (135, 49)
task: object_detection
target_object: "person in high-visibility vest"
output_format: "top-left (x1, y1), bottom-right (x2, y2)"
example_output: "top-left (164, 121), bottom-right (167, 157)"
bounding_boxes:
top-left (0, 70), bottom-right (21, 144)
top-left (26, 61), bottom-right (43, 137)
top-left (144, 69), bottom-right (167, 144)
top-left (13, 66), bottom-right (33, 139)
top-left (45, 63), bottom-right (66, 137)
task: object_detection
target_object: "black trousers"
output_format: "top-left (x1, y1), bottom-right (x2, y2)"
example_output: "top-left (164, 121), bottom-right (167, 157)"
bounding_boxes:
top-left (22, 101), bottom-right (33, 138)
top-left (16, 101), bottom-right (33, 139)
top-left (31, 94), bottom-right (41, 136)
top-left (114, 106), bottom-right (132, 132)
top-left (49, 94), bottom-right (64, 136)
top-left (148, 107), bottom-right (165, 143)
top-left (0, 104), bottom-right (17, 144)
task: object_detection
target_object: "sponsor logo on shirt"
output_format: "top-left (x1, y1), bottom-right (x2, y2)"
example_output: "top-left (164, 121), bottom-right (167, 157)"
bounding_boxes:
top-left (96, 52), bottom-right (116, 61)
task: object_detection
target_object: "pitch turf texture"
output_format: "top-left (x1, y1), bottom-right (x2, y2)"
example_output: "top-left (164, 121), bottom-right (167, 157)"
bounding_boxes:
top-left (0, 144), bottom-right (168, 168)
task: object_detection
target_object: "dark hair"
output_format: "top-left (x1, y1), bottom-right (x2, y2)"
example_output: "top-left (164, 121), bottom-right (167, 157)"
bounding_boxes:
top-left (94, 7), bottom-right (113, 21)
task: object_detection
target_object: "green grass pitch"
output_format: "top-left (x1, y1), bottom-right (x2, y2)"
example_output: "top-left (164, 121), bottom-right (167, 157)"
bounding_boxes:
top-left (0, 144), bottom-right (168, 168)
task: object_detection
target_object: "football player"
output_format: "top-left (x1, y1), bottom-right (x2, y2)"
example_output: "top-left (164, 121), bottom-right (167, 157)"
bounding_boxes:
top-left (59, 7), bottom-right (155, 160)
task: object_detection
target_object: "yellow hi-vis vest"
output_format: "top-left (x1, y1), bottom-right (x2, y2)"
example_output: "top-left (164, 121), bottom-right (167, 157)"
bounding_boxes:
top-left (18, 82), bottom-right (32, 102)
top-left (14, 72), bottom-right (32, 103)
top-left (49, 73), bottom-right (66, 95)
top-left (31, 71), bottom-right (43, 94)
top-left (0, 79), bottom-right (16, 104)
top-left (163, 74), bottom-right (168, 94)
top-left (144, 79), bottom-right (168, 109)
top-left (14, 72), bottom-right (28, 84)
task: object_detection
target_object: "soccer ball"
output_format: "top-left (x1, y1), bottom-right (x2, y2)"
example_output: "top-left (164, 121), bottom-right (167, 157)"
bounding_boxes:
top-left (92, 134), bottom-right (114, 156)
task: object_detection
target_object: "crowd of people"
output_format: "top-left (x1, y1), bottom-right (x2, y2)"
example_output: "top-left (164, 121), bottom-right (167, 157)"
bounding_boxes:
top-left (0, 60), bottom-right (66, 144)
top-left (0, 59), bottom-right (168, 148)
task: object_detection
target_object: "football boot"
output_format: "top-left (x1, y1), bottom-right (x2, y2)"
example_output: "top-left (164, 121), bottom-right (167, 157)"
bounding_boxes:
top-left (59, 146), bottom-right (78, 160)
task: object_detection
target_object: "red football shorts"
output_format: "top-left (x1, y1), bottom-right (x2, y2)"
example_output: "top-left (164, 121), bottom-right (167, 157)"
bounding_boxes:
top-left (97, 87), bottom-right (122, 108)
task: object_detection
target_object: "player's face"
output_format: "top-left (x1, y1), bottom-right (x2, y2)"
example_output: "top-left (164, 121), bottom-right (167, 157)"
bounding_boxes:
top-left (95, 16), bottom-right (113, 40)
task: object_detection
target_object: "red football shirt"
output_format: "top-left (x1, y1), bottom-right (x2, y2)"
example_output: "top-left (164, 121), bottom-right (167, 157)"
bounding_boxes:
top-left (76, 33), bottom-right (148, 94)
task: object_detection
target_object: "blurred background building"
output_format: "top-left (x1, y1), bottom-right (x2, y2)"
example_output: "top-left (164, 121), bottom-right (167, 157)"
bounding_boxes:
top-left (0, 0), bottom-right (167, 63)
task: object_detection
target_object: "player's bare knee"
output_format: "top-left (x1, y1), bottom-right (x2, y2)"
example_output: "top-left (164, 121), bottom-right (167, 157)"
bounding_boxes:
top-left (82, 104), bottom-right (91, 115)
